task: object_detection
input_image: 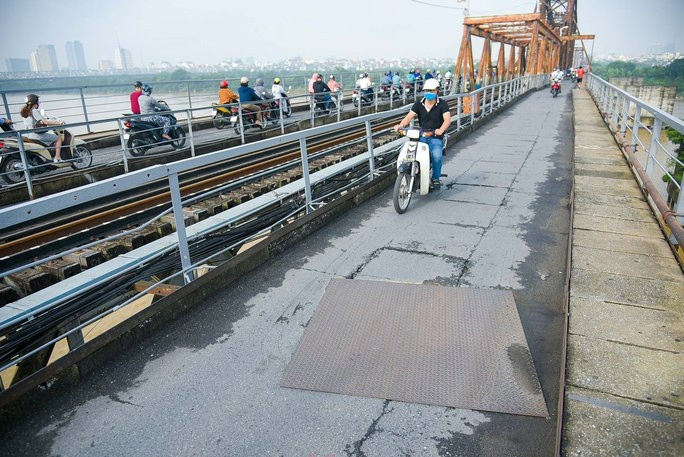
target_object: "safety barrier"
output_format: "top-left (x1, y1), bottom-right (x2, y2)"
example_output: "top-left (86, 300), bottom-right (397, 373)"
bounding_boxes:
top-left (586, 73), bottom-right (684, 231)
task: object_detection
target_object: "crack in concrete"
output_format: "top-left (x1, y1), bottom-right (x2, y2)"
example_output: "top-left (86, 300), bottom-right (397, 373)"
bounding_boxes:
top-left (108, 393), bottom-right (143, 408)
top-left (344, 400), bottom-right (391, 457)
top-left (346, 248), bottom-right (384, 279)
top-left (565, 384), bottom-right (684, 411)
top-left (570, 332), bottom-right (680, 354)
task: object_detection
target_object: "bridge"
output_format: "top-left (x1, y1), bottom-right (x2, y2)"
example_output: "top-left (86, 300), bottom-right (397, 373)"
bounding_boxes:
top-left (0, 3), bottom-right (682, 456)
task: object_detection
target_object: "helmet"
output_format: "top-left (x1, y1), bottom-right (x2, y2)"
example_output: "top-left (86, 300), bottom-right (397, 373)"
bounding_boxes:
top-left (141, 84), bottom-right (152, 95)
top-left (256, 78), bottom-right (264, 86)
top-left (273, 77), bottom-right (281, 84)
top-left (25, 94), bottom-right (39, 104)
top-left (220, 80), bottom-right (228, 88)
top-left (359, 73), bottom-right (364, 78)
top-left (424, 79), bottom-right (440, 91)
top-left (134, 81), bottom-right (143, 88)
top-left (329, 75), bottom-right (335, 80)
top-left (240, 76), bottom-right (249, 84)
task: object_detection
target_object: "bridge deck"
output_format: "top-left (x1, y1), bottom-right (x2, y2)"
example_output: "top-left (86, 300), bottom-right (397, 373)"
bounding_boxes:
top-left (562, 89), bottom-right (684, 456)
top-left (0, 86), bottom-right (573, 455)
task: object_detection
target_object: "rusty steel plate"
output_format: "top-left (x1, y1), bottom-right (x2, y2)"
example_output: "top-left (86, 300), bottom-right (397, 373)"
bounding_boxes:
top-left (281, 278), bottom-right (548, 417)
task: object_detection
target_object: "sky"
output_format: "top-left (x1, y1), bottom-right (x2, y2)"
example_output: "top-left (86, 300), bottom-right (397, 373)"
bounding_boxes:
top-left (2, 0), bottom-right (683, 71)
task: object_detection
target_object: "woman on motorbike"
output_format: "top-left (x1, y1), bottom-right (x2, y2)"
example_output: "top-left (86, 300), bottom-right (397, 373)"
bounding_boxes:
top-left (138, 84), bottom-right (172, 140)
top-left (20, 94), bottom-right (65, 162)
top-left (271, 78), bottom-right (290, 115)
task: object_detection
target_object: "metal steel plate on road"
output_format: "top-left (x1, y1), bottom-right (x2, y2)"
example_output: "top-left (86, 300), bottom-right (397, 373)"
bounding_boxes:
top-left (281, 278), bottom-right (548, 417)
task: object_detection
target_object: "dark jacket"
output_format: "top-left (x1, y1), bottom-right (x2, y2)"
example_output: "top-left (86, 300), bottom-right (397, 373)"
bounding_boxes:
top-left (238, 85), bottom-right (262, 103)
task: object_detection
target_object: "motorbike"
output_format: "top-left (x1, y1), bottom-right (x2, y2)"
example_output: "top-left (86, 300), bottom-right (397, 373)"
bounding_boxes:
top-left (123, 101), bottom-right (186, 157)
top-left (313, 94), bottom-right (337, 117)
top-left (211, 102), bottom-right (233, 129)
top-left (404, 83), bottom-right (415, 99)
top-left (551, 80), bottom-right (561, 97)
top-left (273, 96), bottom-right (292, 118)
top-left (352, 89), bottom-right (375, 107)
top-left (0, 122), bottom-right (92, 185)
top-left (230, 103), bottom-right (270, 135)
top-left (392, 128), bottom-right (447, 214)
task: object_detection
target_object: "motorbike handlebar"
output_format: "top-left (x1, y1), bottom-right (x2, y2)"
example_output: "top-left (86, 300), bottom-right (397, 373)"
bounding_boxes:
top-left (397, 128), bottom-right (435, 137)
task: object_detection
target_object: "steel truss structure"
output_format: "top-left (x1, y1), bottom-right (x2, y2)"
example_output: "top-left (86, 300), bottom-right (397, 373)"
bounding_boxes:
top-left (453, 1), bottom-right (594, 89)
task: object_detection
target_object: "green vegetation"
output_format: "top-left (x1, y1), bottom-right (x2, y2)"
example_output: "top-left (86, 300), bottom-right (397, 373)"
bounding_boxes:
top-left (663, 128), bottom-right (684, 207)
top-left (592, 58), bottom-right (684, 92)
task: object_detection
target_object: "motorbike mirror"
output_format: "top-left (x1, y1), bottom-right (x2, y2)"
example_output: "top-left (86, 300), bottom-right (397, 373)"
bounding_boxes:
top-left (287, 86), bottom-right (291, 91)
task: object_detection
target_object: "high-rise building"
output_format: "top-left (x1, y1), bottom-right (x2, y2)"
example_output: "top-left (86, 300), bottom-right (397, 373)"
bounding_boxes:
top-left (65, 41), bottom-right (87, 71)
top-left (114, 47), bottom-right (132, 70)
top-left (5, 58), bottom-right (31, 73)
top-left (98, 60), bottom-right (114, 71)
top-left (30, 45), bottom-right (59, 72)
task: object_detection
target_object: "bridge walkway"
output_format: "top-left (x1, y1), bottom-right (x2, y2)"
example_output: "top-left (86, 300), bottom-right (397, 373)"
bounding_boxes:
top-left (562, 89), bottom-right (683, 456)
top-left (2, 86), bottom-right (571, 455)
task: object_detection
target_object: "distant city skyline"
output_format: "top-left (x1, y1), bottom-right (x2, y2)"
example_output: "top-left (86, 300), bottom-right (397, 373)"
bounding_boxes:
top-left (2, 0), bottom-right (683, 73)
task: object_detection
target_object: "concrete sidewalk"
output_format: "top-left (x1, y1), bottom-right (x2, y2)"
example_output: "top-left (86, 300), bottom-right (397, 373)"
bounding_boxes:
top-left (562, 89), bottom-right (684, 455)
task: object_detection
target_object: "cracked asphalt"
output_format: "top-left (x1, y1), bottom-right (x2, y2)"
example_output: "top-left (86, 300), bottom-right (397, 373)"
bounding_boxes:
top-left (0, 87), bottom-right (573, 456)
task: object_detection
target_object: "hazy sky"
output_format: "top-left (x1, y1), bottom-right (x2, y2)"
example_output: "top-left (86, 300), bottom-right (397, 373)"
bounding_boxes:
top-left (2, 0), bottom-right (682, 71)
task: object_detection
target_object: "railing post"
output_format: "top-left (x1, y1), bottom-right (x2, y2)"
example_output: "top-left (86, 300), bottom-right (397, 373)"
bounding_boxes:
top-left (390, 85), bottom-right (394, 110)
top-left (237, 103), bottom-right (245, 144)
top-left (456, 94), bottom-right (462, 130)
top-left (357, 91), bottom-right (361, 117)
top-left (186, 109), bottom-right (195, 157)
top-left (676, 175), bottom-right (684, 225)
top-left (646, 118), bottom-right (661, 176)
top-left (186, 83), bottom-right (193, 118)
top-left (374, 87), bottom-right (378, 112)
top-left (365, 120), bottom-right (376, 179)
top-left (279, 100), bottom-right (285, 135)
top-left (15, 133), bottom-right (34, 199)
top-left (631, 105), bottom-right (642, 149)
top-left (620, 98), bottom-right (629, 134)
top-left (490, 85), bottom-right (495, 113)
top-left (337, 91), bottom-right (342, 123)
top-left (612, 93), bottom-right (620, 126)
top-left (414, 80), bottom-right (418, 100)
top-left (310, 94), bottom-right (315, 128)
top-left (471, 91), bottom-right (476, 125)
top-left (168, 172), bottom-right (193, 284)
top-left (2, 92), bottom-right (11, 121)
top-left (79, 88), bottom-right (92, 133)
top-left (298, 138), bottom-right (313, 214)
top-left (498, 84), bottom-right (502, 108)
top-left (116, 118), bottom-right (130, 174)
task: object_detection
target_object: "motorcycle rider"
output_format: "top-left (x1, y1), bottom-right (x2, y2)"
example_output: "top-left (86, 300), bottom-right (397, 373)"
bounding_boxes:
top-left (550, 67), bottom-right (564, 93)
top-left (130, 81), bottom-right (143, 115)
top-left (20, 94), bottom-right (66, 162)
top-left (393, 78), bottom-right (451, 189)
top-left (238, 77), bottom-right (263, 127)
top-left (327, 75), bottom-right (342, 92)
top-left (312, 74), bottom-right (333, 112)
top-left (380, 72), bottom-right (392, 86)
top-left (357, 73), bottom-right (373, 99)
top-left (139, 84), bottom-right (172, 141)
top-left (218, 80), bottom-right (238, 106)
top-left (271, 77), bottom-right (290, 114)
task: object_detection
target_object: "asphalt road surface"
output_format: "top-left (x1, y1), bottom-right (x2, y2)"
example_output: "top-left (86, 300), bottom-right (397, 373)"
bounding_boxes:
top-left (1, 87), bottom-right (573, 456)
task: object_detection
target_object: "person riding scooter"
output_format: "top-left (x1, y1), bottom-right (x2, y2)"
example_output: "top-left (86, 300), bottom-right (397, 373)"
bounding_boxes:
top-left (139, 85), bottom-right (172, 140)
top-left (271, 77), bottom-right (291, 116)
top-left (238, 77), bottom-right (264, 128)
top-left (313, 74), bottom-right (333, 113)
top-left (20, 94), bottom-right (66, 162)
top-left (393, 78), bottom-right (451, 190)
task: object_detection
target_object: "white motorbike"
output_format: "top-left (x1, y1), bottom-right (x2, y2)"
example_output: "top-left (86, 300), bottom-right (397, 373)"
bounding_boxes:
top-left (393, 128), bottom-right (447, 214)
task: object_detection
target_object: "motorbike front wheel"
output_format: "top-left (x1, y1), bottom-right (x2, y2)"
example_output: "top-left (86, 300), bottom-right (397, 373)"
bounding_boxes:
top-left (393, 172), bottom-right (413, 214)
top-left (71, 145), bottom-right (93, 170)
top-left (1, 155), bottom-right (25, 184)
top-left (171, 128), bottom-right (186, 149)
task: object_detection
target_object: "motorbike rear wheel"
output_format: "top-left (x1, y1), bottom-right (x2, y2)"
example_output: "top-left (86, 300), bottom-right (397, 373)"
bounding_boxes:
top-left (213, 113), bottom-right (226, 129)
top-left (127, 136), bottom-right (149, 157)
top-left (171, 127), bottom-right (186, 149)
top-left (1, 155), bottom-right (25, 184)
top-left (393, 172), bottom-right (413, 214)
top-left (71, 145), bottom-right (93, 170)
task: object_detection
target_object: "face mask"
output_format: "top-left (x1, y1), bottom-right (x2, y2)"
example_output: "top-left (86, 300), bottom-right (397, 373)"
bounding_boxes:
top-left (424, 92), bottom-right (437, 101)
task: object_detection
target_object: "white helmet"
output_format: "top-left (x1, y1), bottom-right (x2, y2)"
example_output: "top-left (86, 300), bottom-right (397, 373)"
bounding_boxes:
top-left (359, 73), bottom-right (364, 78)
top-left (240, 76), bottom-right (249, 84)
top-left (424, 79), bottom-right (440, 90)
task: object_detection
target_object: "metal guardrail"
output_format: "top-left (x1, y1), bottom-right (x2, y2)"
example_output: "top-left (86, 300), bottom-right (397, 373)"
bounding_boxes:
top-left (586, 73), bottom-right (684, 228)
top-left (0, 74), bottom-right (547, 381)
